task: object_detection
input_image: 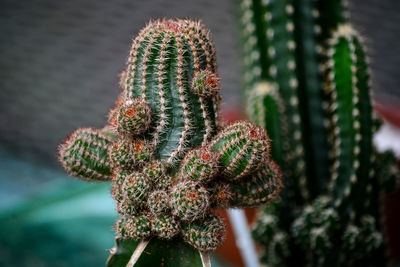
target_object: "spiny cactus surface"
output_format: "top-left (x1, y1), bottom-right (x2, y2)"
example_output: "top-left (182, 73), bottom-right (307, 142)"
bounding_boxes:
top-left (58, 18), bottom-right (283, 265)
top-left (239, 0), bottom-right (399, 266)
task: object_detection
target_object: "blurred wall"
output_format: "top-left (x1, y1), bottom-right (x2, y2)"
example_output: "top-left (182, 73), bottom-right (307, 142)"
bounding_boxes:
top-left (0, 0), bottom-right (241, 177)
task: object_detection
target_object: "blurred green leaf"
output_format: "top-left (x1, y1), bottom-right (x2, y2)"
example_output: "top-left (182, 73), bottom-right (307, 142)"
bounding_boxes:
top-left (0, 178), bottom-right (117, 267)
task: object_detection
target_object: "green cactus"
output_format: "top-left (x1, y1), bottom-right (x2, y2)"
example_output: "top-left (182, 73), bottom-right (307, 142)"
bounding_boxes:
top-left (142, 160), bottom-right (167, 183)
top-left (207, 182), bottom-right (233, 209)
top-left (209, 121), bottom-right (270, 180)
top-left (230, 159), bottom-right (283, 208)
top-left (151, 214), bottom-right (181, 240)
top-left (58, 18), bottom-right (283, 265)
top-left (170, 181), bottom-right (210, 222)
top-left (115, 214), bottom-right (152, 240)
top-left (115, 99), bottom-right (152, 136)
top-left (147, 190), bottom-right (170, 216)
top-left (181, 214), bottom-right (226, 251)
top-left (58, 128), bottom-right (113, 181)
top-left (177, 146), bottom-right (219, 183)
top-left (239, 0), bottom-right (399, 266)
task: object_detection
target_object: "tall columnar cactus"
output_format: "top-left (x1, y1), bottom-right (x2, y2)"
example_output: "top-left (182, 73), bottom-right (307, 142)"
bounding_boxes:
top-left (239, 0), bottom-right (399, 266)
top-left (58, 18), bottom-right (283, 266)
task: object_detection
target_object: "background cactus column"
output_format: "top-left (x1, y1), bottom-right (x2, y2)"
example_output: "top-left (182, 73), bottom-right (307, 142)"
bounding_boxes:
top-left (58, 18), bottom-right (283, 266)
top-left (239, 0), bottom-right (399, 266)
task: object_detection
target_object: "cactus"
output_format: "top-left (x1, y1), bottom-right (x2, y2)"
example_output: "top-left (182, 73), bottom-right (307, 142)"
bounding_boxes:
top-left (151, 214), bottom-right (181, 240)
top-left (209, 121), bottom-right (270, 180)
top-left (58, 18), bottom-right (283, 265)
top-left (147, 190), bottom-right (170, 215)
top-left (59, 128), bottom-right (114, 181)
top-left (181, 213), bottom-right (226, 251)
top-left (170, 181), bottom-right (210, 222)
top-left (239, 0), bottom-right (399, 266)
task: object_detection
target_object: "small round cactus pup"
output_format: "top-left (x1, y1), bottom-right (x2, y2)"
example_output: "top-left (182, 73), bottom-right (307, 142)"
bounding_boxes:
top-left (111, 170), bottom-right (129, 187)
top-left (207, 181), bottom-right (233, 209)
top-left (131, 139), bottom-right (153, 165)
top-left (182, 213), bottom-right (226, 251)
top-left (148, 190), bottom-right (170, 215)
top-left (178, 146), bottom-right (219, 183)
top-left (156, 173), bottom-right (174, 191)
top-left (210, 121), bottom-right (271, 180)
top-left (230, 159), bottom-right (283, 208)
top-left (110, 139), bottom-right (153, 169)
top-left (109, 138), bottom-right (137, 170)
top-left (151, 214), bottom-right (180, 240)
top-left (116, 98), bottom-right (152, 136)
top-left (122, 171), bottom-right (153, 207)
top-left (192, 69), bottom-right (221, 97)
top-left (143, 160), bottom-right (168, 183)
top-left (115, 214), bottom-right (152, 240)
top-left (115, 197), bottom-right (140, 216)
top-left (170, 181), bottom-right (210, 222)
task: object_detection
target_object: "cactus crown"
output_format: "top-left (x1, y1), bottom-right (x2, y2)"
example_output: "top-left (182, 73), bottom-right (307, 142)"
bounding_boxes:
top-left (58, 18), bottom-right (283, 260)
top-left (123, 18), bottom-right (221, 165)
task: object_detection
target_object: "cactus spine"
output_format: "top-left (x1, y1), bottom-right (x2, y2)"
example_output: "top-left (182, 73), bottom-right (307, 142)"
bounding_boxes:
top-left (58, 18), bottom-right (283, 264)
top-left (240, 0), bottom-right (399, 266)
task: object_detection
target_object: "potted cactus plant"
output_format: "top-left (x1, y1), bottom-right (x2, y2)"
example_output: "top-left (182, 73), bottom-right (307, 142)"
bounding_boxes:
top-left (58, 18), bottom-right (283, 266)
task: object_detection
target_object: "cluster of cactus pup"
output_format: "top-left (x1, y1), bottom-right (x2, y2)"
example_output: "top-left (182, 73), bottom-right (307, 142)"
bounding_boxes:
top-left (58, 18), bottom-right (283, 254)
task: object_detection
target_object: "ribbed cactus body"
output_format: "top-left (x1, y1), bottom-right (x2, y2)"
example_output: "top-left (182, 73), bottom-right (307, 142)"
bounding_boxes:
top-left (242, 0), bottom-right (310, 201)
top-left (115, 215), bottom-right (152, 240)
top-left (151, 214), bottom-right (180, 240)
top-left (170, 181), bottom-right (209, 222)
top-left (210, 121), bottom-right (270, 180)
top-left (240, 0), bottom-right (399, 266)
top-left (181, 214), bottom-right (226, 251)
top-left (124, 19), bottom-right (220, 164)
top-left (122, 172), bottom-right (153, 207)
top-left (230, 159), bottom-right (283, 208)
top-left (116, 99), bottom-right (152, 136)
top-left (247, 82), bottom-right (285, 165)
top-left (325, 25), bottom-right (373, 211)
top-left (58, 128), bottom-right (113, 181)
top-left (177, 147), bottom-right (219, 183)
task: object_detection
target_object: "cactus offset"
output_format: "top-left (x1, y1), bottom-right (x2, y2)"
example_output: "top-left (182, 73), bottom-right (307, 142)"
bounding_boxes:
top-left (239, 0), bottom-right (399, 266)
top-left (170, 181), bottom-right (210, 222)
top-left (59, 128), bottom-right (113, 181)
top-left (151, 214), bottom-right (181, 240)
top-left (210, 121), bottom-right (270, 180)
top-left (115, 99), bottom-right (152, 136)
top-left (58, 18), bottom-right (283, 265)
top-left (115, 214), bottom-right (152, 240)
top-left (181, 214), bottom-right (226, 251)
top-left (147, 190), bottom-right (170, 215)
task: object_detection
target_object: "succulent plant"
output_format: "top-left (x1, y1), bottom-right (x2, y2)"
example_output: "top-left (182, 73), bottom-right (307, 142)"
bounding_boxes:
top-left (59, 18), bottom-right (283, 266)
top-left (239, 0), bottom-right (399, 266)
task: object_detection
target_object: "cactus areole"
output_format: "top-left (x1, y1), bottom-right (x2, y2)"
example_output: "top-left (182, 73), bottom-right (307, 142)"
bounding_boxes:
top-left (58, 18), bottom-right (283, 264)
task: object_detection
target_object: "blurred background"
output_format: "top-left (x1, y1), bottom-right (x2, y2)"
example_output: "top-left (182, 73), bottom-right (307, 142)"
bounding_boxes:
top-left (0, 0), bottom-right (399, 266)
